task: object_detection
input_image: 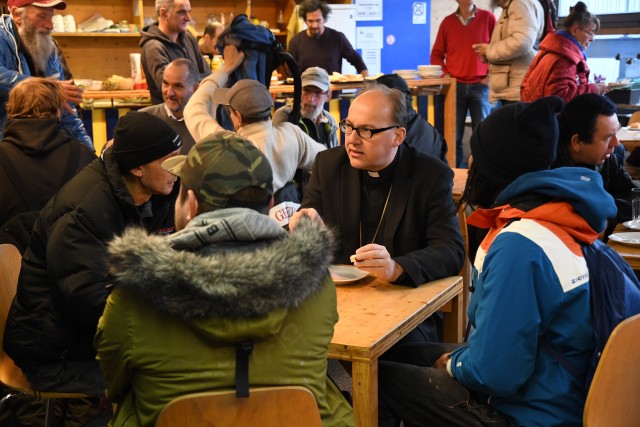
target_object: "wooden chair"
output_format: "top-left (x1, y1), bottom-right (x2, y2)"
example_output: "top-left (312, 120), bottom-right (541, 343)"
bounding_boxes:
top-left (583, 314), bottom-right (640, 427)
top-left (155, 386), bottom-right (322, 427)
top-left (0, 244), bottom-right (96, 426)
top-left (456, 203), bottom-right (473, 339)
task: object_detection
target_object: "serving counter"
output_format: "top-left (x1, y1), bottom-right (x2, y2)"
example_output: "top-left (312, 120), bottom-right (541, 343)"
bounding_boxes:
top-left (81, 77), bottom-right (457, 165)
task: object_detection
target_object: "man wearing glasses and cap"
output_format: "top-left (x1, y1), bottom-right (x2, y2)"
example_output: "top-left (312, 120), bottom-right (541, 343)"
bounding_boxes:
top-left (290, 84), bottom-right (464, 342)
top-left (0, 0), bottom-right (92, 149)
top-left (273, 66), bottom-right (339, 149)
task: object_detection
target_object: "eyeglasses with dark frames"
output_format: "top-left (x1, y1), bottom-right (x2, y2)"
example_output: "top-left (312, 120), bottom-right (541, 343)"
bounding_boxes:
top-left (339, 120), bottom-right (399, 140)
top-left (580, 28), bottom-right (596, 39)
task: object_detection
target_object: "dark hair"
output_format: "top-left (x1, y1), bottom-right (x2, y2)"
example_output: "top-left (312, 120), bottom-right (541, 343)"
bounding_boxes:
top-left (563, 1), bottom-right (600, 33)
top-left (203, 22), bottom-right (224, 37)
top-left (165, 58), bottom-right (199, 88)
top-left (558, 94), bottom-right (616, 147)
top-left (458, 162), bottom-right (503, 210)
top-left (180, 184), bottom-right (271, 215)
top-left (298, 0), bottom-right (331, 20)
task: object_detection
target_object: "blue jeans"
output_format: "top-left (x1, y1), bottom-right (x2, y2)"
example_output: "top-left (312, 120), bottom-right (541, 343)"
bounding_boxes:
top-left (456, 82), bottom-right (490, 167)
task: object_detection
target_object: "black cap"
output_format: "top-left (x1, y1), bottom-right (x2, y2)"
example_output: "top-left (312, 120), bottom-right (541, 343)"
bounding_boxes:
top-left (470, 96), bottom-right (564, 188)
top-left (376, 73), bottom-right (411, 96)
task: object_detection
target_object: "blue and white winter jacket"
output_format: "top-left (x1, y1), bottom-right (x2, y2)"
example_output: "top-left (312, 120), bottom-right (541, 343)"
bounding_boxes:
top-left (0, 15), bottom-right (92, 149)
top-left (450, 167), bottom-right (617, 427)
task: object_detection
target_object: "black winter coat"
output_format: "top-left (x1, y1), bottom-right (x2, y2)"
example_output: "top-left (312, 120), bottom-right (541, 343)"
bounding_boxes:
top-left (4, 148), bottom-right (178, 367)
top-left (404, 109), bottom-right (448, 164)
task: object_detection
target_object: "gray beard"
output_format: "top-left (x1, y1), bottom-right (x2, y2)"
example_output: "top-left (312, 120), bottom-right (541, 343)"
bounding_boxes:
top-left (18, 25), bottom-right (55, 73)
top-left (301, 107), bottom-right (322, 123)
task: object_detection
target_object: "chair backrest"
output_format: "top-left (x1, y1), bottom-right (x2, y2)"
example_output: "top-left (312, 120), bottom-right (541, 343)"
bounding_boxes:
top-left (155, 386), bottom-right (322, 427)
top-left (0, 244), bottom-right (21, 347)
top-left (583, 313), bottom-right (640, 427)
top-left (457, 202), bottom-right (472, 338)
top-left (629, 111), bottom-right (640, 126)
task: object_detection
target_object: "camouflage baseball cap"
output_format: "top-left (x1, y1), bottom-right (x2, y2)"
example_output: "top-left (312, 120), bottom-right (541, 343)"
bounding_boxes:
top-left (161, 131), bottom-right (273, 208)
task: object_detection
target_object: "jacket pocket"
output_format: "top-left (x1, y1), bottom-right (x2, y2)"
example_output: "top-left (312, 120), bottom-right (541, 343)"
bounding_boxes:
top-left (489, 63), bottom-right (511, 93)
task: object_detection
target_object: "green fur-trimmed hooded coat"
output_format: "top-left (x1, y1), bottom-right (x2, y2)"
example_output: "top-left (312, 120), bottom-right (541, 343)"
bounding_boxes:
top-left (95, 209), bottom-right (355, 427)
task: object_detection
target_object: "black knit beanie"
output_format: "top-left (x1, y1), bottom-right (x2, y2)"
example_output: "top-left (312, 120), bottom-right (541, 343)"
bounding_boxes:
top-left (376, 73), bottom-right (411, 96)
top-left (470, 96), bottom-right (564, 189)
top-left (112, 111), bottom-right (182, 171)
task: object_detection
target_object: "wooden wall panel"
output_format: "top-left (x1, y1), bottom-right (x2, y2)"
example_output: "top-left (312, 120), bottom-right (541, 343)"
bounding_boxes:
top-left (57, 36), bottom-right (140, 80)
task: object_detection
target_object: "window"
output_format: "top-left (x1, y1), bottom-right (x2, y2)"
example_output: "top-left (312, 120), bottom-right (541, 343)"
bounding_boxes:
top-left (557, 0), bottom-right (640, 33)
top-left (558, 0), bottom-right (640, 15)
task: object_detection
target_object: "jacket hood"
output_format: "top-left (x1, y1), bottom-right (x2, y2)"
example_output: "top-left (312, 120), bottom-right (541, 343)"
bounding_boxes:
top-left (140, 24), bottom-right (180, 47)
top-left (107, 211), bottom-right (335, 340)
top-left (539, 32), bottom-right (583, 65)
top-left (469, 168), bottom-right (615, 242)
top-left (2, 118), bottom-right (75, 154)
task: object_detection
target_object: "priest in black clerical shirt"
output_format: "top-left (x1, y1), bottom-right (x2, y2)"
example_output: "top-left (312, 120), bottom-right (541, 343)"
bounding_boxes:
top-left (290, 84), bottom-right (464, 342)
top-left (290, 85), bottom-right (464, 288)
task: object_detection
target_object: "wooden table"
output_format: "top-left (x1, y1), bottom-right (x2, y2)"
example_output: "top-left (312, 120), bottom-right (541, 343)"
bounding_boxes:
top-left (82, 77), bottom-right (458, 165)
top-left (452, 167), bottom-right (467, 203)
top-left (329, 275), bottom-right (463, 427)
top-left (618, 127), bottom-right (640, 152)
top-left (608, 224), bottom-right (640, 270)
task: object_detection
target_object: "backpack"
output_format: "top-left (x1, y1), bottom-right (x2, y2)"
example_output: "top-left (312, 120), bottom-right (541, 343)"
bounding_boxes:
top-left (539, 0), bottom-right (558, 40)
top-left (215, 14), bottom-right (302, 130)
top-left (541, 239), bottom-right (640, 394)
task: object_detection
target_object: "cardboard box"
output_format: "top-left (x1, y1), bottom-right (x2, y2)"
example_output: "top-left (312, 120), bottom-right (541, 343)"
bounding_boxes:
top-left (606, 89), bottom-right (640, 105)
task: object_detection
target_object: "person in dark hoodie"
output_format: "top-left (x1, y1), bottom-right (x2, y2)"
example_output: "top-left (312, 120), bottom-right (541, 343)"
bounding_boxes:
top-left (140, 0), bottom-right (210, 104)
top-left (0, 77), bottom-right (95, 252)
top-left (4, 111), bottom-right (182, 396)
top-left (375, 73), bottom-right (448, 163)
top-left (95, 131), bottom-right (355, 427)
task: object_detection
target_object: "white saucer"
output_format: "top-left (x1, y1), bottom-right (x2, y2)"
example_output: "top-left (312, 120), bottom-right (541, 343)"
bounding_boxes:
top-left (623, 220), bottom-right (640, 230)
top-left (609, 232), bottom-right (640, 247)
top-left (329, 265), bottom-right (369, 285)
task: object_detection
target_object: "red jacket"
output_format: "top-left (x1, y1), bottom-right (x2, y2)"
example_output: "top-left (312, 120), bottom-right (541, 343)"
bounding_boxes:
top-left (521, 32), bottom-right (598, 103)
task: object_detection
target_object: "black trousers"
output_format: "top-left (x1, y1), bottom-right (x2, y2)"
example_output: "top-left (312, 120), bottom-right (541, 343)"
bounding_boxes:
top-left (378, 342), bottom-right (513, 427)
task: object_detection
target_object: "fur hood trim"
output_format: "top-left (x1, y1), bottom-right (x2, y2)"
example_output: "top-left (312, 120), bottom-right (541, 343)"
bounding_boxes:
top-left (107, 217), bottom-right (334, 320)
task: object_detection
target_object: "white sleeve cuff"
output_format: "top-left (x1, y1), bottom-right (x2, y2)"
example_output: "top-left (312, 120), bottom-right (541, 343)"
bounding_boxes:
top-left (446, 357), bottom-right (454, 378)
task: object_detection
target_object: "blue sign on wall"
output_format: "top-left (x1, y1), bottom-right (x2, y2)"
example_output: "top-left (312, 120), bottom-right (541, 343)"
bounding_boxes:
top-left (356, 0), bottom-right (431, 73)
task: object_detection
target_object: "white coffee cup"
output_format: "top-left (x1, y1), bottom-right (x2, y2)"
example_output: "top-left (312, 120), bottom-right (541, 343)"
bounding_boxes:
top-left (63, 14), bottom-right (76, 33)
top-left (52, 14), bottom-right (64, 32)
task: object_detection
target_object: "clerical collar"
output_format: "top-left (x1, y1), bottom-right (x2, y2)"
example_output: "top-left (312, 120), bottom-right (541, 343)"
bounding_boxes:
top-left (364, 151), bottom-right (399, 180)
